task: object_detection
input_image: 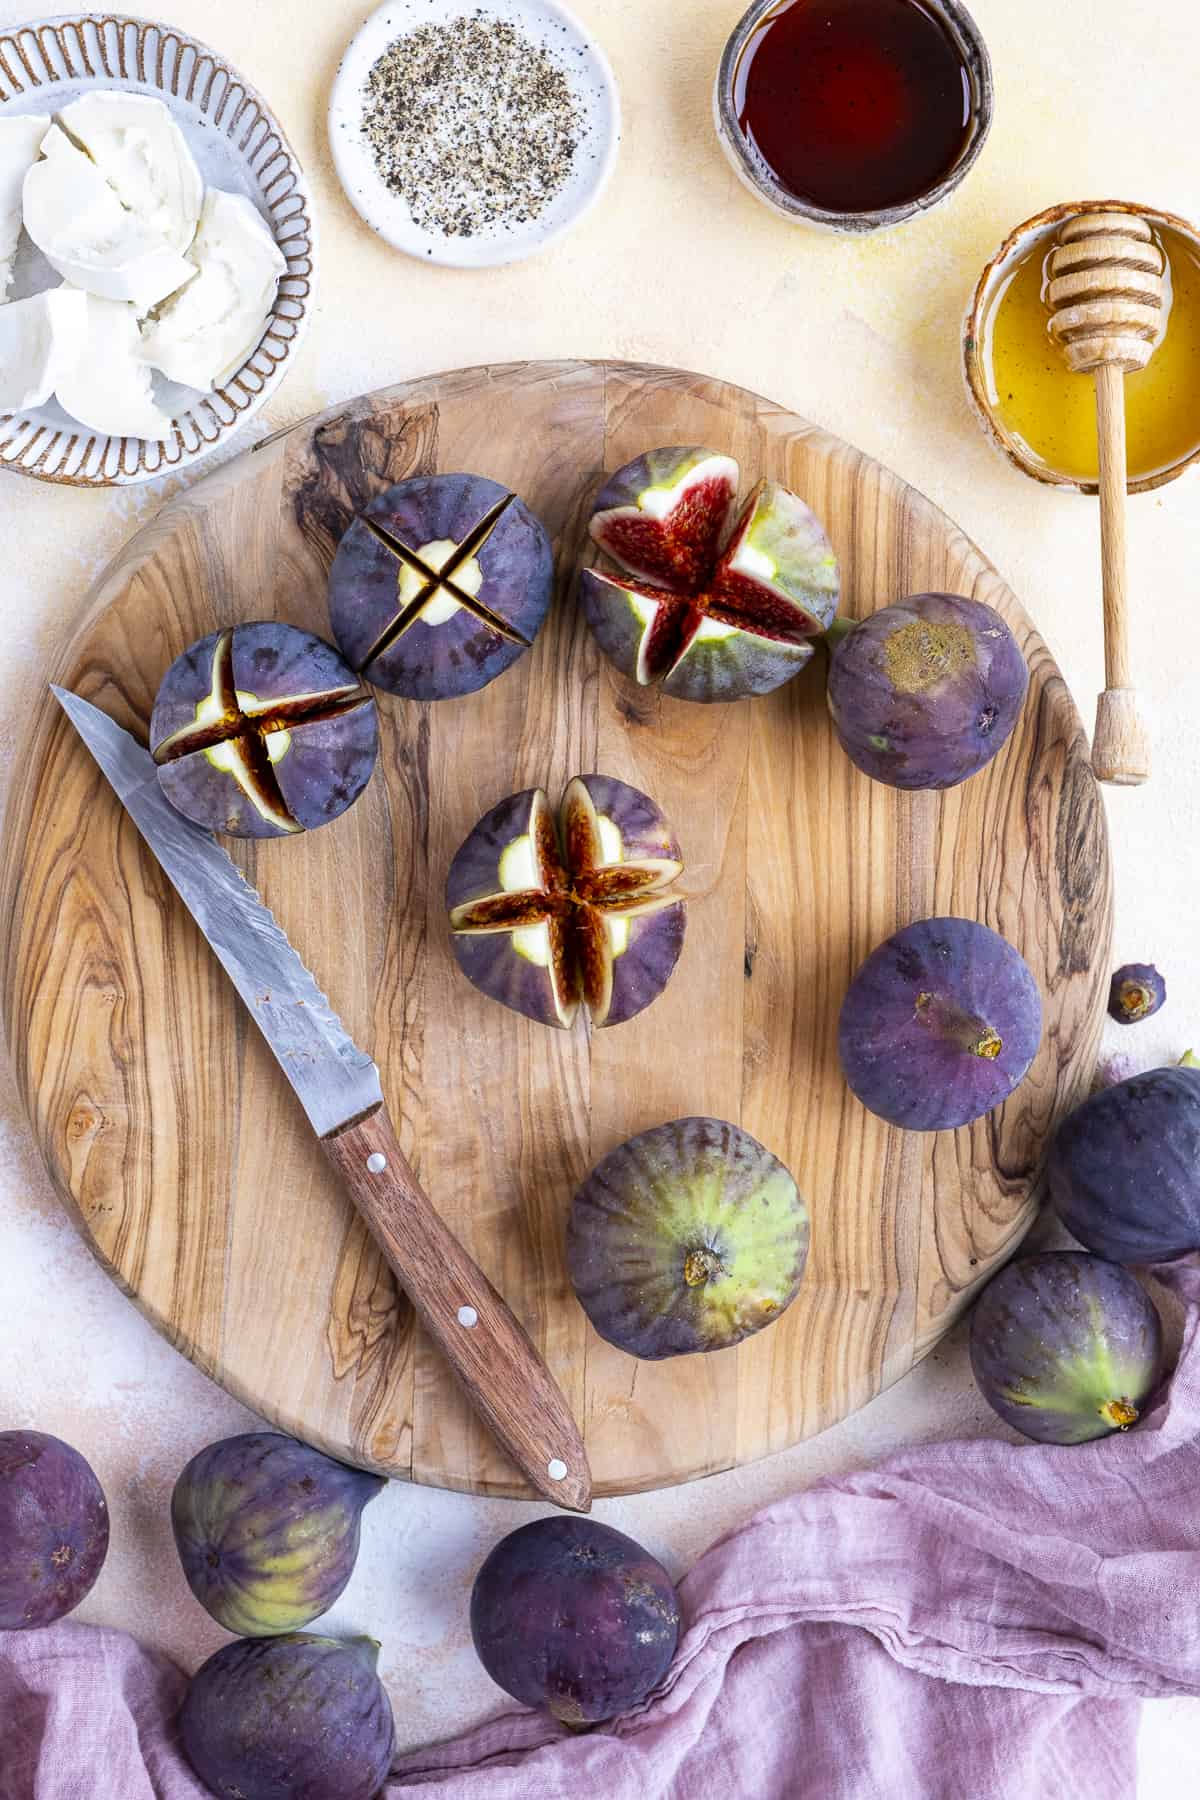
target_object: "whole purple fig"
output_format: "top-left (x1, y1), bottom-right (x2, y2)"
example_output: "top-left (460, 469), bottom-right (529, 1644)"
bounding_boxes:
top-left (328, 473), bottom-right (553, 700)
top-left (827, 593), bottom-right (1029, 790)
top-left (1050, 1063), bottom-right (1200, 1262)
top-left (970, 1251), bottom-right (1162, 1443)
top-left (172, 1432), bottom-right (384, 1636)
top-left (839, 916), bottom-right (1042, 1131)
top-left (150, 622), bottom-right (378, 838)
top-left (179, 1634), bottom-right (395, 1800)
top-left (0, 1431), bottom-right (108, 1629)
top-left (1108, 962), bottom-right (1166, 1025)
top-left (470, 1517), bottom-right (680, 1724)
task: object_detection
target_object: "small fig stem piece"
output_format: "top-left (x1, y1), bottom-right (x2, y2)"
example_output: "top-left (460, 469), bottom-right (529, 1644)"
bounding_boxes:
top-left (1099, 1398), bottom-right (1138, 1430)
top-left (825, 615), bottom-right (855, 650)
top-left (914, 991), bottom-right (1003, 1060)
top-left (683, 1247), bottom-right (724, 1288)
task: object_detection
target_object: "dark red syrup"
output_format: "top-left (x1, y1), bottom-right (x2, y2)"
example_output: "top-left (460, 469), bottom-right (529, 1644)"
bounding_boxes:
top-left (733, 0), bottom-right (972, 215)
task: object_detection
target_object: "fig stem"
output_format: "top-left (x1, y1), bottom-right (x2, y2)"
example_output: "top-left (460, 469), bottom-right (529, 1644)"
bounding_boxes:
top-left (349, 1636), bottom-right (383, 1670)
top-left (1099, 1398), bottom-right (1138, 1429)
top-left (1181, 1050), bottom-right (1200, 1068)
top-left (824, 615), bottom-right (855, 650)
top-left (914, 991), bottom-right (1002, 1060)
top-left (683, 1247), bottom-right (724, 1288)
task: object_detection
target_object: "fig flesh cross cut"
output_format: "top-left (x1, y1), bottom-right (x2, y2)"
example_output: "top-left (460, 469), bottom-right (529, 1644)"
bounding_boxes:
top-left (582, 447), bottom-right (840, 704)
top-left (447, 775), bottom-right (687, 1030)
top-left (149, 623), bottom-right (378, 838)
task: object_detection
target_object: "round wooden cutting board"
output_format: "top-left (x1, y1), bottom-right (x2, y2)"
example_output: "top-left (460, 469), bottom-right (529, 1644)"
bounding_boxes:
top-left (0, 362), bottom-right (1112, 1498)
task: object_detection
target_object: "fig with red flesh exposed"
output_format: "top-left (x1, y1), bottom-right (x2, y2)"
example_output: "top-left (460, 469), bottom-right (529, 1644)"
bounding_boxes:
top-left (447, 774), bottom-right (686, 1029)
top-left (969, 1251), bottom-right (1162, 1444)
top-left (0, 1431), bottom-right (109, 1629)
top-left (827, 592), bottom-right (1029, 789)
top-left (582, 446), bottom-right (839, 703)
top-left (567, 1117), bottom-right (809, 1359)
top-left (150, 622), bottom-right (379, 838)
top-left (839, 917), bottom-right (1043, 1131)
top-left (470, 1516), bottom-right (680, 1725)
top-left (328, 473), bottom-right (553, 700)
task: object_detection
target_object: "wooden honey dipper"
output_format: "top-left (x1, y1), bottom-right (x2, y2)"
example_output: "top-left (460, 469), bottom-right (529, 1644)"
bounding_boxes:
top-left (1046, 212), bottom-right (1167, 785)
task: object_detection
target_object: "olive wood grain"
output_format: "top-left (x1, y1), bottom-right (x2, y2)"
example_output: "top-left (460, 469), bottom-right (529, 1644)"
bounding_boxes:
top-left (322, 1105), bottom-right (590, 1511)
top-left (0, 361), bottom-right (1113, 1498)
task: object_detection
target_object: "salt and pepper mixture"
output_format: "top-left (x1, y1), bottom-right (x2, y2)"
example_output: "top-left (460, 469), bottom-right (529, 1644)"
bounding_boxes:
top-left (1045, 213), bottom-right (1168, 785)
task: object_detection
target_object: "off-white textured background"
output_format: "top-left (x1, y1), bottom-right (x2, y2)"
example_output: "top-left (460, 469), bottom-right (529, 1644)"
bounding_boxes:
top-left (0, 0), bottom-right (1197, 1788)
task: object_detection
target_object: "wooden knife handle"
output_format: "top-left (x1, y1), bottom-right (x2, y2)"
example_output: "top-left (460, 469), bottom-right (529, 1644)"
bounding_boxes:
top-left (322, 1104), bottom-right (591, 1512)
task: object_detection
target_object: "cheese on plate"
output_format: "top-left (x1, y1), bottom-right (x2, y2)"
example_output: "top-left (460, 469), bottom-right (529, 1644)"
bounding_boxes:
top-left (23, 124), bottom-right (196, 312)
top-left (0, 286), bottom-right (87, 410)
top-left (58, 91), bottom-right (202, 255)
top-left (55, 288), bottom-right (176, 440)
top-left (0, 112), bottom-right (51, 301)
top-left (140, 189), bottom-right (285, 390)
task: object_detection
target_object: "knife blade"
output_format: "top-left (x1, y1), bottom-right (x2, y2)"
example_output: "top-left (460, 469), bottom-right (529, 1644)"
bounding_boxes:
top-left (52, 686), bottom-right (591, 1512)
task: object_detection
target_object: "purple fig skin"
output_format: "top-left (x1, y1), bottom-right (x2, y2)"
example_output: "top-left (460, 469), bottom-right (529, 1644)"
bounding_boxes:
top-left (568, 1117), bottom-right (808, 1359)
top-left (470, 1517), bottom-right (680, 1725)
top-left (150, 623), bottom-right (377, 839)
top-left (601, 902), bottom-right (687, 1028)
top-left (171, 1432), bottom-right (385, 1637)
top-left (327, 473), bottom-right (553, 701)
top-left (1108, 962), bottom-right (1166, 1025)
top-left (179, 1634), bottom-right (396, 1800)
top-left (827, 593), bottom-right (1029, 790)
top-left (447, 777), bottom-right (686, 1030)
top-left (589, 446), bottom-right (739, 589)
top-left (838, 917), bottom-right (1043, 1132)
top-left (969, 1252), bottom-right (1162, 1444)
top-left (0, 1431), bottom-right (109, 1629)
top-left (1049, 1065), bottom-right (1200, 1262)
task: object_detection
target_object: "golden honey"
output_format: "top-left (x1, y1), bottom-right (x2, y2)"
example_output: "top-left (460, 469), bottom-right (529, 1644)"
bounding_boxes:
top-left (979, 224), bottom-right (1200, 484)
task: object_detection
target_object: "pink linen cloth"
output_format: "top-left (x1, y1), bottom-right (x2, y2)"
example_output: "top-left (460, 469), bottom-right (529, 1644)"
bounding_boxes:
top-left (3, 1261), bottom-right (1199, 1800)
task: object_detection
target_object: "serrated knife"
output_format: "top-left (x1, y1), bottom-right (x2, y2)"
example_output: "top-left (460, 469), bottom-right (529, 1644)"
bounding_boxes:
top-left (52, 686), bottom-right (591, 1513)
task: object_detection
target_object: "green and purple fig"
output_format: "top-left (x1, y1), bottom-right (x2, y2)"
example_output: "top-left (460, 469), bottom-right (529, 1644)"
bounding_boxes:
top-left (1050, 1062), bottom-right (1200, 1262)
top-left (447, 774), bottom-right (686, 1029)
top-left (150, 623), bottom-right (378, 838)
top-left (327, 473), bottom-right (553, 700)
top-left (179, 1633), bottom-right (396, 1800)
top-left (969, 1251), bottom-right (1162, 1443)
top-left (1108, 962), bottom-right (1166, 1024)
top-left (470, 1517), bottom-right (679, 1725)
top-left (839, 916), bottom-right (1042, 1132)
top-left (172, 1432), bottom-right (384, 1636)
top-left (582, 446), bottom-right (839, 703)
top-left (0, 1430), bottom-right (109, 1629)
top-left (827, 592), bottom-right (1029, 790)
top-left (567, 1117), bottom-right (808, 1358)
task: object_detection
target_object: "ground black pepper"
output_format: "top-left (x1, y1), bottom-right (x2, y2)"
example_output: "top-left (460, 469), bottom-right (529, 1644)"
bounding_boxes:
top-left (361, 10), bottom-right (583, 239)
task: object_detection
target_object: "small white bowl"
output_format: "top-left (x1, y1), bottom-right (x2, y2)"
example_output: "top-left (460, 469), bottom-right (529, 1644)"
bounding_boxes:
top-left (329, 0), bottom-right (620, 269)
top-left (0, 13), bottom-right (315, 487)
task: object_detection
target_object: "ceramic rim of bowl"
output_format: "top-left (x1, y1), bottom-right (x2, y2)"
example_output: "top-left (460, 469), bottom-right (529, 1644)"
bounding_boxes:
top-left (964, 198), bottom-right (1200, 497)
top-left (713, 0), bottom-right (994, 235)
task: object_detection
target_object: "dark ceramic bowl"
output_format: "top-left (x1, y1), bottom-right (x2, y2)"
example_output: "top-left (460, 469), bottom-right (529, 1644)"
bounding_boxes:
top-left (713, 0), bottom-right (993, 235)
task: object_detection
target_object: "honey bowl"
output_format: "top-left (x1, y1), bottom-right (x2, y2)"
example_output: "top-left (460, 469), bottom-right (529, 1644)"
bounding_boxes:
top-left (964, 199), bottom-right (1200, 496)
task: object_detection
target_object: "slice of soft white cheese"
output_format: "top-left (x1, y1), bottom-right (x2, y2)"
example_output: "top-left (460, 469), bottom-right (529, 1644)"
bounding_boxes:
top-left (56, 289), bottom-right (176, 440)
top-left (58, 91), bottom-right (202, 255)
top-left (0, 112), bottom-right (51, 301)
top-left (140, 189), bottom-right (285, 390)
top-left (0, 286), bottom-right (87, 410)
top-left (23, 125), bottom-right (196, 311)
